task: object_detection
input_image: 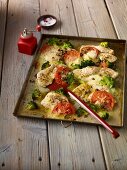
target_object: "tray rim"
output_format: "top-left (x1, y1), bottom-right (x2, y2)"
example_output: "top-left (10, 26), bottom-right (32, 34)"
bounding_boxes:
top-left (13, 34), bottom-right (127, 127)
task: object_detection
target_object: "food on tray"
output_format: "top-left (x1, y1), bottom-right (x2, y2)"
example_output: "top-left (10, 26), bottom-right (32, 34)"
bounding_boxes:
top-left (41, 91), bottom-right (69, 109)
top-left (23, 37), bottom-right (123, 124)
top-left (26, 101), bottom-right (38, 110)
top-left (37, 65), bottom-right (56, 87)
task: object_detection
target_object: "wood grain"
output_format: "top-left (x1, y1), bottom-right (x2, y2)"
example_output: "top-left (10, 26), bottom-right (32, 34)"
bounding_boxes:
top-left (106, 0), bottom-right (127, 39)
top-left (1, 0), bottom-right (127, 169)
top-left (98, 0), bottom-right (127, 169)
top-left (0, 0), bottom-right (49, 169)
top-left (72, 0), bottom-right (116, 38)
top-left (48, 123), bottom-right (106, 170)
top-left (40, 0), bottom-right (106, 169)
top-left (0, 0), bottom-right (8, 91)
top-left (72, 0), bottom-right (127, 169)
top-left (39, 0), bottom-right (77, 35)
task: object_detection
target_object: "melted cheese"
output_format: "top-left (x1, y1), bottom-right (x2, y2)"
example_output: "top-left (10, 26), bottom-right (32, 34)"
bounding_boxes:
top-left (95, 45), bottom-right (114, 54)
top-left (99, 68), bottom-right (118, 78)
top-left (37, 65), bottom-right (56, 87)
top-left (99, 53), bottom-right (117, 62)
top-left (67, 57), bottom-right (82, 69)
top-left (40, 46), bottom-right (61, 65)
top-left (73, 83), bottom-right (91, 102)
top-left (41, 92), bottom-right (68, 109)
top-left (73, 66), bottom-right (100, 80)
top-left (84, 75), bottom-right (108, 91)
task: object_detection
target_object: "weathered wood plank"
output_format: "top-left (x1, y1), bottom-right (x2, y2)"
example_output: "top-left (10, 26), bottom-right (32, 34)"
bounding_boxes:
top-left (72, 0), bottom-right (116, 38)
top-left (98, 0), bottom-right (127, 169)
top-left (105, 0), bottom-right (127, 39)
top-left (99, 126), bottom-right (127, 170)
top-left (39, 0), bottom-right (77, 35)
top-left (72, 1), bottom-right (122, 169)
top-left (48, 122), bottom-right (106, 170)
top-left (0, 0), bottom-right (49, 169)
top-left (40, 0), bottom-right (106, 169)
top-left (1, 0), bottom-right (126, 169)
top-left (0, 0), bottom-right (8, 91)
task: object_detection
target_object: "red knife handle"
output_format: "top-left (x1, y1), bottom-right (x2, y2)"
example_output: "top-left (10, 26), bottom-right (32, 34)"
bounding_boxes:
top-left (67, 89), bottom-right (120, 139)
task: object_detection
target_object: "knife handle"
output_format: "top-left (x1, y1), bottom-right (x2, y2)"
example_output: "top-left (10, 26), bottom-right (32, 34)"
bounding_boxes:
top-left (67, 89), bottom-right (120, 139)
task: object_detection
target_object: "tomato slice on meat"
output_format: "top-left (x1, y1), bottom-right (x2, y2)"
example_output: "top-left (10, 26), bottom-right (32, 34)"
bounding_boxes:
top-left (91, 90), bottom-right (115, 110)
top-left (64, 49), bottom-right (80, 62)
top-left (47, 80), bottom-right (62, 91)
top-left (80, 46), bottom-right (99, 57)
top-left (100, 61), bottom-right (108, 68)
top-left (40, 44), bottom-right (51, 52)
top-left (54, 66), bottom-right (69, 87)
top-left (52, 102), bottom-right (76, 114)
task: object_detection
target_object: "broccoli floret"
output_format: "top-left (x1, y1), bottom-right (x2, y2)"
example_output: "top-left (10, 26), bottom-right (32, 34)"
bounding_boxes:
top-left (32, 89), bottom-right (42, 100)
top-left (89, 103), bottom-right (99, 112)
top-left (48, 38), bottom-right (61, 46)
top-left (72, 60), bottom-right (95, 69)
top-left (100, 42), bottom-right (108, 48)
top-left (41, 61), bottom-right (50, 70)
top-left (68, 82), bottom-right (79, 90)
top-left (56, 60), bottom-right (64, 64)
top-left (64, 114), bottom-right (72, 119)
top-left (100, 76), bottom-right (115, 88)
top-left (61, 41), bottom-right (73, 49)
top-left (81, 60), bottom-right (95, 68)
top-left (55, 88), bottom-right (68, 96)
top-left (66, 72), bottom-right (75, 85)
top-left (48, 38), bottom-right (73, 49)
top-left (76, 107), bottom-right (88, 117)
top-left (107, 62), bottom-right (115, 69)
top-left (99, 111), bottom-right (109, 120)
top-left (71, 63), bottom-right (81, 69)
top-left (26, 101), bottom-right (38, 110)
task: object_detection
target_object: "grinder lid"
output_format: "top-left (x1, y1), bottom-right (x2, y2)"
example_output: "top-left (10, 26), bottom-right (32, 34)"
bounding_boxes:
top-left (37, 15), bottom-right (57, 29)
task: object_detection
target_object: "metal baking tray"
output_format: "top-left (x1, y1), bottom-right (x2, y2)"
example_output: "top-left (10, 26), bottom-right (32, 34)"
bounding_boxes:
top-left (13, 34), bottom-right (126, 127)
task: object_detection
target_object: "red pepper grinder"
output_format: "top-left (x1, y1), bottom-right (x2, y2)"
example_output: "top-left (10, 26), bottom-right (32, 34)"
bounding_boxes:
top-left (18, 28), bottom-right (38, 55)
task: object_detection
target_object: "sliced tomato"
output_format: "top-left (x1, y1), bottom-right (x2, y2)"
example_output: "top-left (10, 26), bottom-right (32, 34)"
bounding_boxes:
top-left (91, 90), bottom-right (115, 110)
top-left (40, 44), bottom-right (51, 52)
top-left (80, 46), bottom-right (99, 57)
top-left (64, 49), bottom-right (80, 62)
top-left (54, 66), bottom-right (69, 87)
top-left (52, 102), bottom-right (75, 114)
top-left (100, 61), bottom-right (108, 68)
top-left (47, 80), bottom-right (63, 91)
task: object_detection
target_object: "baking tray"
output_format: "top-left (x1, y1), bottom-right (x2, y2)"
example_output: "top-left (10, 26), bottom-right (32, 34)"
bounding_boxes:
top-left (13, 34), bottom-right (126, 127)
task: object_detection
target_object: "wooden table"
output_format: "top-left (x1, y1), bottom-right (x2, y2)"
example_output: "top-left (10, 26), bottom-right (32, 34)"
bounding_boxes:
top-left (0, 0), bottom-right (127, 169)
